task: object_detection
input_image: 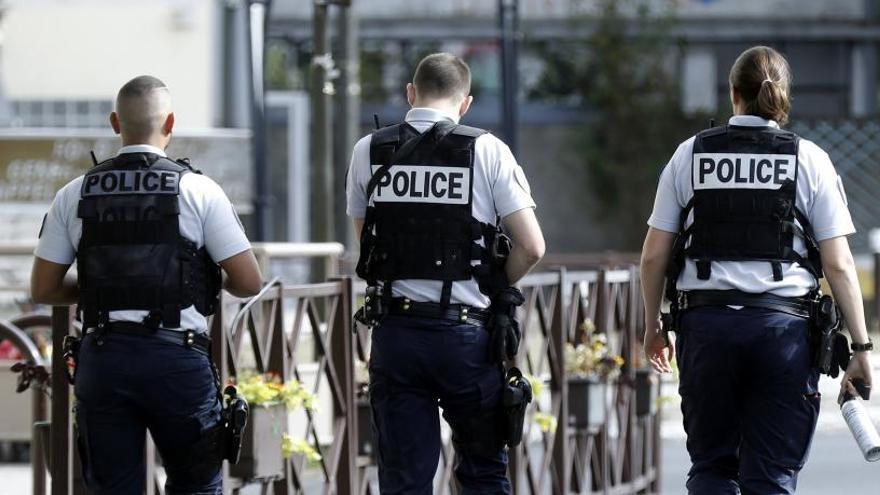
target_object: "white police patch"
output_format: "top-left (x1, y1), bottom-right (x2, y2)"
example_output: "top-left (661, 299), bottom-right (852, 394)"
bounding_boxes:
top-left (692, 153), bottom-right (796, 190)
top-left (371, 165), bottom-right (471, 204)
top-left (82, 170), bottom-right (180, 197)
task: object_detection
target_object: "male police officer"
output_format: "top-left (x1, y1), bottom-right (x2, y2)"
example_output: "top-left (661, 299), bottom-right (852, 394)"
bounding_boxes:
top-left (31, 75), bottom-right (263, 494)
top-left (347, 53), bottom-right (545, 494)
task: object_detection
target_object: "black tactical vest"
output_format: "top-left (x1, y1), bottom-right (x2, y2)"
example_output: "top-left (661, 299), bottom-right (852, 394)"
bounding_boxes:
top-left (76, 153), bottom-right (222, 329)
top-left (675, 125), bottom-right (821, 283)
top-left (355, 120), bottom-right (507, 304)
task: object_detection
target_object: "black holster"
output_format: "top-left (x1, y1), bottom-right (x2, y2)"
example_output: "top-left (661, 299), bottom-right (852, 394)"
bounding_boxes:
top-left (502, 367), bottom-right (533, 448)
top-left (221, 385), bottom-right (249, 464)
top-left (660, 303), bottom-right (680, 343)
top-left (354, 285), bottom-right (386, 328)
top-left (811, 294), bottom-right (850, 377)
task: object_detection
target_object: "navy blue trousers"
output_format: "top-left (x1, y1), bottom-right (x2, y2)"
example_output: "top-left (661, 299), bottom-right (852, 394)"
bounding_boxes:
top-left (74, 332), bottom-right (222, 495)
top-left (369, 315), bottom-right (511, 494)
top-left (677, 307), bottom-right (821, 495)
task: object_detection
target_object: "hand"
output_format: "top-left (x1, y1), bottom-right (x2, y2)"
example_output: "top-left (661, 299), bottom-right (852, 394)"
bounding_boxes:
top-left (489, 313), bottom-right (521, 363)
top-left (488, 287), bottom-right (526, 363)
top-left (644, 318), bottom-right (675, 374)
top-left (839, 351), bottom-right (873, 404)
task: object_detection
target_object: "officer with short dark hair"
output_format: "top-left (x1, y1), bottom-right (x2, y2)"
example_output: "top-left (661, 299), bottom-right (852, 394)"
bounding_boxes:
top-left (641, 46), bottom-right (872, 494)
top-left (31, 75), bottom-right (263, 494)
top-left (347, 52), bottom-right (545, 493)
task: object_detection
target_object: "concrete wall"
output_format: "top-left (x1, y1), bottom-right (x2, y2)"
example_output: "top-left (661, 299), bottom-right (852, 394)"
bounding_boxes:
top-left (0, 0), bottom-right (223, 128)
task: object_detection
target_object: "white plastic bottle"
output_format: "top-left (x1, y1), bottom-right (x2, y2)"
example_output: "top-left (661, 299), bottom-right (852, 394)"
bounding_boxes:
top-left (841, 387), bottom-right (880, 462)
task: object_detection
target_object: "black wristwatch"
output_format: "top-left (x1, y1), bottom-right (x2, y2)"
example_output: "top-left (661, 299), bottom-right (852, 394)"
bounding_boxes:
top-left (851, 341), bottom-right (874, 352)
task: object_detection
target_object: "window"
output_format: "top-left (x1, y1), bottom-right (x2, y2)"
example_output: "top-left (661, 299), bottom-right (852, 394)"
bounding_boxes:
top-left (8, 99), bottom-right (114, 127)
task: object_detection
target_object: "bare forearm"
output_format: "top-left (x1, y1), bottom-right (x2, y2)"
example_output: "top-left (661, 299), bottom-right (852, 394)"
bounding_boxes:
top-left (825, 262), bottom-right (869, 345)
top-left (641, 255), bottom-right (667, 324)
top-left (505, 245), bottom-right (540, 284)
top-left (639, 228), bottom-right (675, 324)
top-left (33, 275), bottom-right (78, 305)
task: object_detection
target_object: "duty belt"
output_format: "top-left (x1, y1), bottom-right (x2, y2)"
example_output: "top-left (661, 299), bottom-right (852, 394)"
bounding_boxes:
top-left (84, 321), bottom-right (211, 355)
top-left (678, 290), bottom-right (813, 319)
top-left (386, 298), bottom-right (491, 327)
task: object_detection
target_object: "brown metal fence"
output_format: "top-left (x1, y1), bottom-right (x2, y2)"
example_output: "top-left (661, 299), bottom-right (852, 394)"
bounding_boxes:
top-left (15, 262), bottom-right (661, 494)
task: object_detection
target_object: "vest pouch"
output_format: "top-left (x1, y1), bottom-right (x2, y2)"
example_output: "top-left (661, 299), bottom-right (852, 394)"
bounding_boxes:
top-left (79, 243), bottom-right (179, 312)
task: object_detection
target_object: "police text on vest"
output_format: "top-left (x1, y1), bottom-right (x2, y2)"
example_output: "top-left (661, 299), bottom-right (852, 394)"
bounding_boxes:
top-left (82, 170), bottom-right (180, 197)
top-left (371, 165), bottom-right (471, 204)
top-left (692, 153), bottom-right (796, 190)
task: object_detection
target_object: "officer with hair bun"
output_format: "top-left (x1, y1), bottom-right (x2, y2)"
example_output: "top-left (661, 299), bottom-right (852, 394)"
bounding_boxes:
top-left (640, 45), bottom-right (873, 494)
top-left (31, 75), bottom-right (263, 494)
top-left (347, 52), bottom-right (545, 493)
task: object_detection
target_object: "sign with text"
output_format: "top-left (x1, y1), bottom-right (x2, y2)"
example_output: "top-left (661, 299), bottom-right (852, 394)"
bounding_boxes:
top-left (0, 129), bottom-right (253, 210)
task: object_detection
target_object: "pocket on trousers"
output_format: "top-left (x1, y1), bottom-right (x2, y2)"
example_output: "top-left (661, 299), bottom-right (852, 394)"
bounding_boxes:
top-left (793, 392), bottom-right (821, 469)
top-left (73, 404), bottom-right (95, 490)
top-left (476, 368), bottom-right (504, 411)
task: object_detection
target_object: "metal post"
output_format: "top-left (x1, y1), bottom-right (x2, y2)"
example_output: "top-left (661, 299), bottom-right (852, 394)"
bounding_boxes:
top-left (334, 1), bottom-right (360, 250)
top-left (498, 0), bottom-right (520, 155)
top-left (551, 268), bottom-right (570, 494)
top-left (246, 0), bottom-right (273, 241)
top-left (311, 0), bottom-right (335, 243)
top-left (330, 277), bottom-right (357, 493)
top-left (50, 307), bottom-right (72, 495)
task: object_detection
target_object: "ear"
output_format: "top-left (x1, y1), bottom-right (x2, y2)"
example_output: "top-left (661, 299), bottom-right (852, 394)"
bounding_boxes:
top-left (730, 87), bottom-right (739, 109)
top-left (406, 83), bottom-right (416, 107)
top-left (458, 95), bottom-right (473, 118)
top-left (163, 113), bottom-right (175, 135)
top-left (110, 111), bottom-right (121, 135)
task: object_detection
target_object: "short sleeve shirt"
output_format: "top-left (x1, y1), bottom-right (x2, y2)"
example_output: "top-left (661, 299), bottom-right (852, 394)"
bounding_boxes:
top-left (648, 115), bottom-right (855, 297)
top-left (346, 107), bottom-right (536, 308)
top-left (35, 144), bottom-right (252, 333)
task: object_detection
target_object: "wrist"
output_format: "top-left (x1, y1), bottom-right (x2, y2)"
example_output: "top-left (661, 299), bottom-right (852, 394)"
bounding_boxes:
top-left (851, 340), bottom-right (873, 353)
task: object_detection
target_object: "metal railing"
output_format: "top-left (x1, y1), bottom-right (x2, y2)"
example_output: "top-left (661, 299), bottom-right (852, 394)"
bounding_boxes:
top-left (0, 241), bottom-right (346, 293)
top-left (15, 261), bottom-right (660, 495)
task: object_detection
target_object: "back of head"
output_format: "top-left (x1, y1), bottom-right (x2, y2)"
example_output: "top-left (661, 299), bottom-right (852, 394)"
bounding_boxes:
top-left (115, 75), bottom-right (172, 142)
top-left (729, 46), bottom-right (792, 125)
top-left (413, 53), bottom-right (471, 103)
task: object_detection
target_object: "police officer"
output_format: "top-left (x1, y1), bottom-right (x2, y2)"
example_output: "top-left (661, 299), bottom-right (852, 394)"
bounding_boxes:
top-left (640, 46), bottom-right (873, 494)
top-left (346, 53), bottom-right (545, 493)
top-left (30, 75), bottom-right (263, 494)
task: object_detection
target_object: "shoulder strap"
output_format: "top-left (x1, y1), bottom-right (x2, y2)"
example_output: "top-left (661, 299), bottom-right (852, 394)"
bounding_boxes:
top-left (149, 156), bottom-right (192, 176)
top-left (450, 124), bottom-right (487, 138)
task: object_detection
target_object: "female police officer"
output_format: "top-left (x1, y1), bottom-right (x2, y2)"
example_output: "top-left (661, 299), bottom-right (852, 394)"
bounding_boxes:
top-left (640, 46), bottom-right (873, 494)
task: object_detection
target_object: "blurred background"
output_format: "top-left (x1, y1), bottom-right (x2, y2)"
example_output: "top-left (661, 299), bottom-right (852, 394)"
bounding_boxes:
top-left (1, 0), bottom-right (880, 493)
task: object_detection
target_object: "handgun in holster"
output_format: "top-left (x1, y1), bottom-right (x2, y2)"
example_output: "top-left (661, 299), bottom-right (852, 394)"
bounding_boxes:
top-left (221, 385), bottom-right (249, 464)
top-left (354, 285), bottom-right (386, 328)
top-left (502, 367), bottom-right (533, 448)
top-left (813, 294), bottom-right (850, 377)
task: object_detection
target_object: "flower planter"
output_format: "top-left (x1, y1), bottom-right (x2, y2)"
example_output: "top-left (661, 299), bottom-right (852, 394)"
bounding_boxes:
top-left (356, 398), bottom-right (375, 457)
top-left (567, 376), bottom-right (608, 429)
top-left (635, 368), bottom-right (658, 417)
top-left (230, 403), bottom-right (285, 481)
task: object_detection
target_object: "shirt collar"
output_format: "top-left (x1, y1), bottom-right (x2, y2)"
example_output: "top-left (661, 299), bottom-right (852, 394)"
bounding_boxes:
top-left (405, 107), bottom-right (461, 125)
top-left (116, 144), bottom-right (167, 157)
top-left (728, 115), bottom-right (779, 129)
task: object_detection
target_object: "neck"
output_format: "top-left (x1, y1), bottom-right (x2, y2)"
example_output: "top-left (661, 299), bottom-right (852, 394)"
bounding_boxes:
top-left (413, 101), bottom-right (459, 118)
top-left (121, 138), bottom-right (166, 150)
